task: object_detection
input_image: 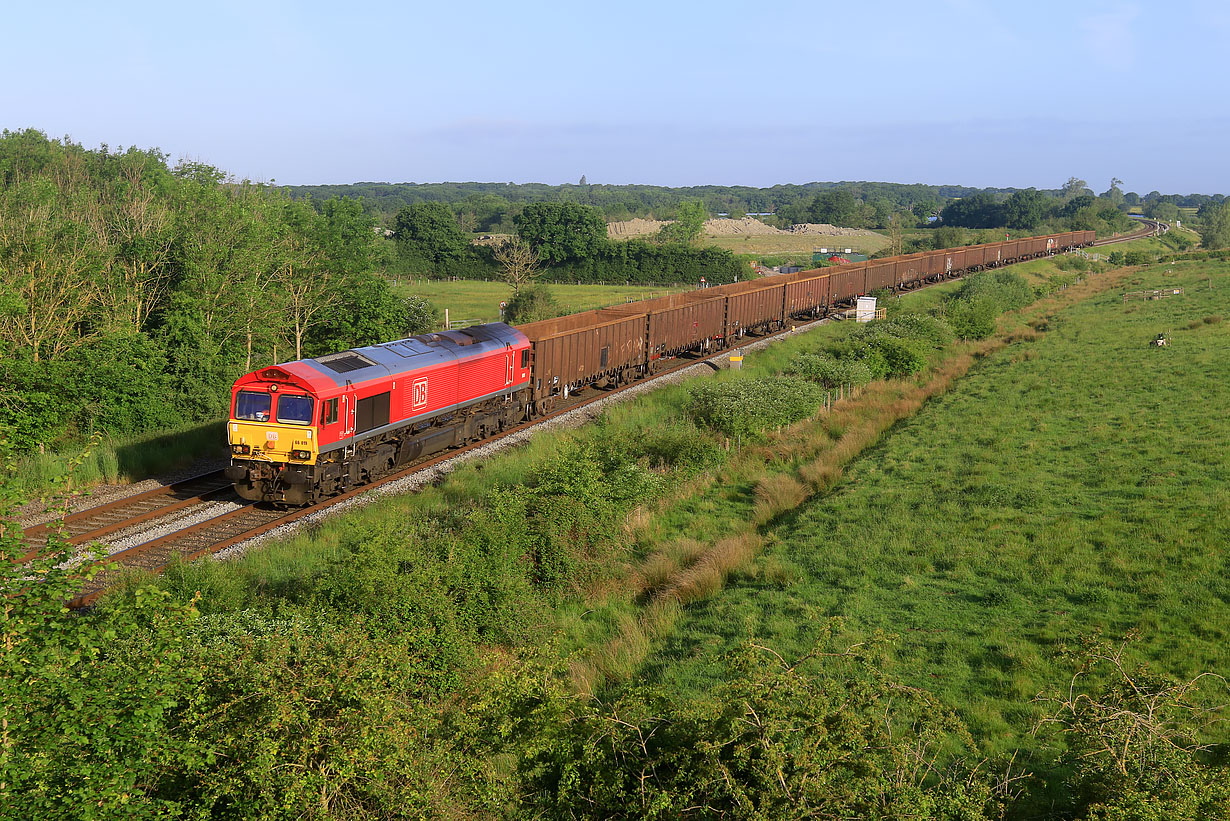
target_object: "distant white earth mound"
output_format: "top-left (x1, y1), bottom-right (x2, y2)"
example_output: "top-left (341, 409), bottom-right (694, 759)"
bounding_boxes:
top-left (607, 217), bottom-right (877, 239)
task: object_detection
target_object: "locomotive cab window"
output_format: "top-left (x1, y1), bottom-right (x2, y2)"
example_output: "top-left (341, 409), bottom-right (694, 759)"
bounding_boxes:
top-left (321, 397), bottom-right (339, 425)
top-left (276, 394), bottom-right (314, 425)
top-left (520, 349), bottom-right (529, 369)
top-left (235, 390), bottom-right (272, 422)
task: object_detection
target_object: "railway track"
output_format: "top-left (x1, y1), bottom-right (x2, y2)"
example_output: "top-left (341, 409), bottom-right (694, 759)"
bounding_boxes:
top-left (30, 226), bottom-right (1167, 607)
top-left (1091, 218), bottom-right (1167, 246)
top-left (20, 471), bottom-right (233, 562)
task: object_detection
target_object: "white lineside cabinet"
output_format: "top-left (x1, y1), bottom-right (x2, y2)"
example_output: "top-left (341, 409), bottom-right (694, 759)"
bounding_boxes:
top-left (856, 296), bottom-right (877, 322)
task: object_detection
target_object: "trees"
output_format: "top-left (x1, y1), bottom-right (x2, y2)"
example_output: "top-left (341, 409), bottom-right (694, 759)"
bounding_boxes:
top-left (1061, 194), bottom-right (1096, 218)
top-left (1144, 200), bottom-right (1180, 222)
top-left (888, 211), bottom-right (909, 255)
top-left (1061, 176), bottom-right (1089, 200)
top-left (0, 172), bottom-right (107, 362)
top-left (492, 236), bottom-right (541, 295)
top-left (808, 189), bottom-right (863, 227)
top-left (1102, 177), bottom-right (1125, 209)
top-left (940, 193), bottom-right (1003, 229)
top-left (1001, 188), bottom-right (1050, 229)
top-left (392, 201), bottom-right (469, 265)
top-left (514, 202), bottom-right (606, 264)
top-left (1198, 201), bottom-right (1230, 249)
top-left (307, 277), bottom-right (435, 356)
top-left (656, 199), bottom-right (707, 245)
top-left (0, 130), bottom-right (422, 452)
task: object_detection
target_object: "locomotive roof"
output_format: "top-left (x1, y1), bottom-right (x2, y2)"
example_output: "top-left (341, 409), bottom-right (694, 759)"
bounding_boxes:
top-left (302, 322), bottom-right (527, 388)
top-left (233, 323), bottom-right (527, 394)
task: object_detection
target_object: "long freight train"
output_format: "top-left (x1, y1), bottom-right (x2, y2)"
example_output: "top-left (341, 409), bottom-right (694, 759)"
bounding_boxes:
top-left (225, 230), bottom-right (1094, 504)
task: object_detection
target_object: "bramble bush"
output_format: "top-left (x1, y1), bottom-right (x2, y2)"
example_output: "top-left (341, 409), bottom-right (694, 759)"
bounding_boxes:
top-left (504, 284), bottom-right (564, 324)
top-left (953, 270), bottom-right (1034, 311)
top-left (0, 439), bottom-right (208, 820)
top-left (688, 376), bottom-right (821, 438)
top-left (789, 313), bottom-right (948, 386)
top-left (788, 352), bottom-right (873, 389)
top-left (946, 296), bottom-right (1000, 340)
top-left (623, 419), bottom-right (724, 474)
top-left (512, 639), bottom-right (1010, 820)
top-left (940, 270), bottom-right (1034, 340)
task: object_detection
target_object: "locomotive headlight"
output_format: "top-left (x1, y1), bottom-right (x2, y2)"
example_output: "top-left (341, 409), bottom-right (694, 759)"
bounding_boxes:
top-left (291, 449), bottom-right (311, 461)
top-left (232, 444), bottom-right (251, 455)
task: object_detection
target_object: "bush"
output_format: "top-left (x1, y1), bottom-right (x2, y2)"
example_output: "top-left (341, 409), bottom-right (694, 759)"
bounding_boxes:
top-left (1108, 250), bottom-right (1126, 266)
top-left (946, 296), bottom-right (1000, 340)
top-left (552, 239), bottom-right (745, 285)
top-left (632, 420), bottom-right (723, 473)
top-left (504, 285), bottom-right (564, 324)
top-left (870, 335), bottom-right (929, 377)
top-left (1124, 250), bottom-right (1154, 266)
top-left (857, 313), bottom-right (954, 347)
top-left (688, 376), bottom-right (820, 437)
top-left (516, 641), bottom-right (1007, 820)
top-left (788, 353), bottom-right (872, 389)
top-left (1037, 273), bottom-right (1076, 297)
top-left (1055, 255), bottom-right (1091, 272)
top-left (953, 270), bottom-right (1033, 312)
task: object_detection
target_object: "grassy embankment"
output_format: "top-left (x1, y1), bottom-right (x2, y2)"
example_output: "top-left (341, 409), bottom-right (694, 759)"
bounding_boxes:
top-left (153, 247), bottom-right (1113, 633)
top-left (13, 423), bottom-right (223, 498)
top-left (633, 255), bottom-right (1230, 764)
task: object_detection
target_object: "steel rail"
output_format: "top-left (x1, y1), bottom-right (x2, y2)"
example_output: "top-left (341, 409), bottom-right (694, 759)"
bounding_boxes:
top-left (20, 470), bottom-right (233, 562)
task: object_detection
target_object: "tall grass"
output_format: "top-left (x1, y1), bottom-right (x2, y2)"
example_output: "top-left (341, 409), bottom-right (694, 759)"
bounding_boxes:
top-left (14, 421), bottom-right (224, 494)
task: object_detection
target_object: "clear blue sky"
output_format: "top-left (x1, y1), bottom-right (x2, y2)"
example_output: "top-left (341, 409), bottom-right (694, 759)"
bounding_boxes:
top-left (4, 0), bottom-right (1226, 193)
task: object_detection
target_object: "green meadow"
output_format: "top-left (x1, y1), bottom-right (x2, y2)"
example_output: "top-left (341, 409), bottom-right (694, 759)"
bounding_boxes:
top-left (639, 259), bottom-right (1230, 759)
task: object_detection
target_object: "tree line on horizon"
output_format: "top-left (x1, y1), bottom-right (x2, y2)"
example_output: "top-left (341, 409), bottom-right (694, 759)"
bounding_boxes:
top-left (284, 176), bottom-right (1227, 231)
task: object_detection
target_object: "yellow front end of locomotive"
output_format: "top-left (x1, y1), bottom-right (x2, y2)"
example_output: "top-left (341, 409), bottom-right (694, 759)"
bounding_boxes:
top-left (227, 420), bottom-right (319, 464)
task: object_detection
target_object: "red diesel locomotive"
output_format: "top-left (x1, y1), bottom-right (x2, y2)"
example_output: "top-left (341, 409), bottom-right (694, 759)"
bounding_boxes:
top-left (225, 323), bottom-right (531, 505)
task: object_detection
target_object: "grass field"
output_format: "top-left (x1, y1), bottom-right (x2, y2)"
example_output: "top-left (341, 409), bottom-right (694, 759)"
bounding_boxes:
top-left (636, 259), bottom-right (1230, 763)
top-left (392, 279), bottom-right (688, 326)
